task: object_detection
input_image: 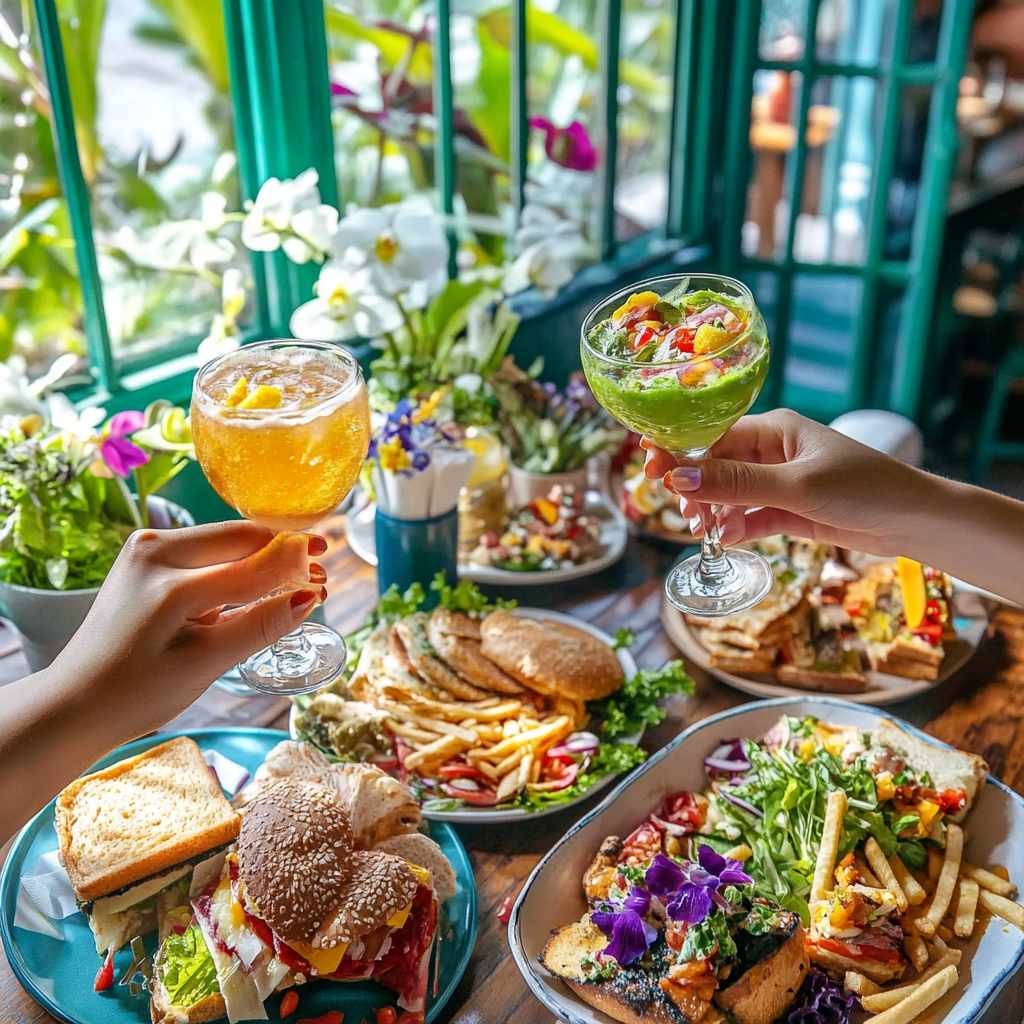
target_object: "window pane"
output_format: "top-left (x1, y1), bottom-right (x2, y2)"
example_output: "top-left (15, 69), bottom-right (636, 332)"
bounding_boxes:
top-left (0, 1), bottom-right (87, 378)
top-left (816, 0), bottom-right (895, 68)
top-left (907, 0), bottom-right (943, 64)
top-left (743, 69), bottom-right (803, 261)
top-left (780, 272), bottom-right (863, 415)
top-left (759, 0), bottom-right (807, 61)
top-left (614, 0), bottom-right (674, 241)
top-left (884, 84), bottom-right (932, 261)
top-left (87, 0), bottom-right (250, 364)
top-left (525, 0), bottom-right (601, 260)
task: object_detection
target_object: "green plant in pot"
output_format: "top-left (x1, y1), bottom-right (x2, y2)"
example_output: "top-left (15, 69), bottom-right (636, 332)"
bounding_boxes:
top-left (490, 358), bottom-right (626, 505)
top-left (0, 400), bottom-right (195, 672)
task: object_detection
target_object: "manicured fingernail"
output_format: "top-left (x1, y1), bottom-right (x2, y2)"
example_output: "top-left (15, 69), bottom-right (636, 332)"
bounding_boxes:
top-left (668, 466), bottom-right (702, 492)
top-left (290, 589), bottom-right (317, 613)
top-left (308, 535), bottom-right (328, 556)
top-left (319, 586), bottom-right (328, 603)
top-left (309, 562), bottom-right (327, 584)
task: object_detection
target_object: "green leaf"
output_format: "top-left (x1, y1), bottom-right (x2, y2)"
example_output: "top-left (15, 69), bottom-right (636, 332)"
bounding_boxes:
top-left (160, 925), bottom-right (219, 1008)
top-left (56, 0), bottom-right (107, 183)
top-left (612, 626), bottom-right (635, 650)
top-left (588, 660), bottom-right (694, 739)
top-left (148, 0), bottom-right (230, 92)
top-left (466, 20), bottom-right (511, 162)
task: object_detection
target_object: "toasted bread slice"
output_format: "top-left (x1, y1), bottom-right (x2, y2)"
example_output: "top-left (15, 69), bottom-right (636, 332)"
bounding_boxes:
top-left (713, 924), bottom-right (809, 1024)
top-left (705, 641), bottom-right (778, 675)
top-left (776, 663), bottom-right (867, 693)
top-left (56, 737), bottom-right (241, 902)
top-left (807, 944), bottom-right (905, 984)
top-left (871, 720), bottom-right (987, 820)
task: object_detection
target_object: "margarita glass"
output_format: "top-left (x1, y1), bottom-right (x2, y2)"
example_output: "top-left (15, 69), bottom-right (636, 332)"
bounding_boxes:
top-left (191, 340), bottom-right (371, 693)
top-left (581, 273), bottom-right (772, 616)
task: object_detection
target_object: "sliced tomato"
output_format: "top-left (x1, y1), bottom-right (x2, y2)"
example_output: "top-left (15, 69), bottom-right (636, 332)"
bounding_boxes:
top-left (279, 990), bottom-right (299, 1017)
top-left (438, 762), bottom-right (485, 780)
top-left (496, 895), bottom-right (515, 923)
top-left (620, 822), bottom-right (663, 864)
top-left (662, 791), bottom-right (707, 830)
top-left (936, 788), bottom-right (967, 816)
top-left (375, 1009), bottom-right (398, 1024)
top-left (814, 938), bottom-right (903, 965)
top-left (397, 1014), bottom-right (425, 1024)
top-left (439, 781), bottom-right (499, 806)
top-left (631, 325), bottom-right (658, 351)
top-left (910, 621), bottom-right (943, 647)
top-left (94, 948), bottom-right (115, 992)
top-left (665, 326), bottom-right (695, 353)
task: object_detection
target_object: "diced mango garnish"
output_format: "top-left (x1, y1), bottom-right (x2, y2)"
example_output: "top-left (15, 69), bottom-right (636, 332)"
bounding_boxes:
top-left (897, 555), bottom-right (927, 628)
top-left (875, 772), bottom-right (895, 802)
top-left (532, 498), bottom-right (559, 526)
top-left (238, 384), bottom-right (283, 410)
top-left (798, 738), bottom-right (816, 762)
top-left (612, 290), bottom-right (660, 320)
top-left (500, 533), bottom-right (519, 548)
top-left (693, 322), bottom-right (733, 354)
top-left (224, 376), bottom-right (249, 408)
top-left (917, 800), bottom-right (941, 829)
top-left (525, 534), bottom-right (546, 556)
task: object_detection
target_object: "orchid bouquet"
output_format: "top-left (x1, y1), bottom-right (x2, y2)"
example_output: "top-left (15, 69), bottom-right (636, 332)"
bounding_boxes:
top-left (490, 359), bottom-right (626, 473)
top-left (0, 400), bottom-right (194, 590)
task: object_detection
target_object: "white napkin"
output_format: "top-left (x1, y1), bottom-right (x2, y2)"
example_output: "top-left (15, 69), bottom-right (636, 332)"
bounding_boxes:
top-left (428, 448), bottom-right (475, 517)
top-left (374, 448), bottom-right (474, 520)
top-left (14, 749), bottom-right (249, 938)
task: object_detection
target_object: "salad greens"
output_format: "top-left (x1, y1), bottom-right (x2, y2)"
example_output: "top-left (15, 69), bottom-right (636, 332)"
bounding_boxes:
top-left (588, 660), bottom-right (694, 740)
top-left (160, 924), bottom-right (219, 1008)
top-left (708, 716), bottom-right (928, 924)
top-left (513, 743), bottom-right (648, 811)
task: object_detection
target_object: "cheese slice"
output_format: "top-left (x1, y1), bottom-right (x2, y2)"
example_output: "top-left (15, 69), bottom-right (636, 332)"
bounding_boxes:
top-left (283, 938), bottom-right (351, 976)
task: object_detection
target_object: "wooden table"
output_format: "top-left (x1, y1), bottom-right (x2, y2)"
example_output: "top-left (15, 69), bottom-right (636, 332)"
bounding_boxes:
top-left (4, 515), bottom-right (1024, 1024)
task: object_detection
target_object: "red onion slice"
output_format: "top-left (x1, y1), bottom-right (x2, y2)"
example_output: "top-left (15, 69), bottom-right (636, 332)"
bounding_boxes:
top-left (720, 790), bottom-right (763, 817)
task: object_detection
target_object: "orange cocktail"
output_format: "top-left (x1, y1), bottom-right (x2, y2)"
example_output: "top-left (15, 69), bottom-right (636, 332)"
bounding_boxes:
top-left (191, 343), bottom-right (370, 533)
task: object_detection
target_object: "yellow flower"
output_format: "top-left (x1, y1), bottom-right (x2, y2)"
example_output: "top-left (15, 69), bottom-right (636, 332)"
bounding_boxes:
top-left (411, 388), bottom-right (446, 425)
top-left (379, 436), bottom-right (412, 473)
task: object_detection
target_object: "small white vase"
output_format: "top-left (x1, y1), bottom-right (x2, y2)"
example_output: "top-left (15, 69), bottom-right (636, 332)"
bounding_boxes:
top-left (0, 497), bottom-right (194, 677)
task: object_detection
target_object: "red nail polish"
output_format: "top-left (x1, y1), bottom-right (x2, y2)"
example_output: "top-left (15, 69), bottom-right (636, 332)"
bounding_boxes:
top-left (319, 586), bottom-right (328, 603)
top-left (290, 589), bottom-right (317, 612)
top-left (309, 562), bottom-right (327, 584)
top-left (308, 535), bottom-right (328, 556)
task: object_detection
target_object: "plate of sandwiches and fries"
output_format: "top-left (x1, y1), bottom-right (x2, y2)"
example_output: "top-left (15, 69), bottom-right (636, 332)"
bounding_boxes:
top-left (290, 577), bottom-right (694, 822)
top-left (511, 696), bottom-right (1024, 1024)
top-left (0, 729), bottom-right (478, 1024)
top-left (662, 536), bottom-right (989, 705)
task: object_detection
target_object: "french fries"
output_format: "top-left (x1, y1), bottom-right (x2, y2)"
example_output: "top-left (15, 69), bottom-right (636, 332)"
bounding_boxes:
top-left (855, 855), bottom-right (882, 888)
top-left (902, 918), bottom-right (930, 972)
top-left (978, 887), bottom-right (1024, 930)
top-left (812, 791), bottom-right (847, 902)
top-left (955, 878), bottom-right (980, 939)
top-left (865, 838), bottom-right (909, 913)
top-left (844, 971), bottom-right (881, 997)
top-left (858, 950), bottom-right (962, 1013)
top-left (917, 823), bottom-right (964, 938)
top-left (889, 854), bottom-right (927, 906)
top-left (861, 963), bottom-right (958, 1023)
top-left (960, 861), bottom-right (1018, 898)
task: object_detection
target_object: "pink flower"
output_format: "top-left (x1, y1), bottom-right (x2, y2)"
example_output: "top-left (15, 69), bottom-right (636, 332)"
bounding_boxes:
top-left (99, 410), bottom-right (149, 478)
top-left (529, 117), bottom-right (598, 171)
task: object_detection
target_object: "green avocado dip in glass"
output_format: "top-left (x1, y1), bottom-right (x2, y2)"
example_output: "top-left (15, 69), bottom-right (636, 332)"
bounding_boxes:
top-left (581, 277), bottom-right (769, 456)
top-left (580, 273), bottom-right (773, 618)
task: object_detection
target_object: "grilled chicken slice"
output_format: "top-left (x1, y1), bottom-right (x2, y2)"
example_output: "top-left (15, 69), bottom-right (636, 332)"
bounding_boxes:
top-left (391, 615), bottom-right (487, 701)
top-left (428, 609), bottom-right (524, 695)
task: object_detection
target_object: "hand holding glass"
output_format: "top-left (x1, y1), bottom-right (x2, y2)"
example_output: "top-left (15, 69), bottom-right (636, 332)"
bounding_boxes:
top-left (581, 274), bottom-right (772, 616)
top-left (191, 341), bottom-right (370, 693)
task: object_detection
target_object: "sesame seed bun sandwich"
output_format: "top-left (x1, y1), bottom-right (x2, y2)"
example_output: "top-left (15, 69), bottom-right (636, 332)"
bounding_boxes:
top-left (150, 770), bottom-right (454, 1024)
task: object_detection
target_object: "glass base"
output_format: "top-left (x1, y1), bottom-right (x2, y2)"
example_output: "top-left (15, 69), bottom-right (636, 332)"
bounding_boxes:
top-left (665, 547), bottom-right (774, 617)
top-left (213, 666), bottom-right (256, 697)
top-left (239, 622), bottom-right (347, 696)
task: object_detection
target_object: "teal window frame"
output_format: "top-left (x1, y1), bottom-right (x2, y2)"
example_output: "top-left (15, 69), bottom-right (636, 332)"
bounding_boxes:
top-left (31, 0), bottom-right (973, 422)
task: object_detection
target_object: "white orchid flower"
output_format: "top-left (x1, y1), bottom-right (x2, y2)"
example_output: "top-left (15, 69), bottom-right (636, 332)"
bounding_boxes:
top-left (504, 204), bottom-right (584, 299)
top-left (0, 356), bottom-right (43, 421)
top-left (241, 169), bottom-right (338, 265)
top-left (333, 199), bottom-right (448, 305)
top-left (290, 255), bottom-right (401, 341)
top-left (188, 192), bottom-right (235, 269)
top-left (197, 268), bottom-right (247, 360)
top-left (48, 395), bottom-right (105, 440)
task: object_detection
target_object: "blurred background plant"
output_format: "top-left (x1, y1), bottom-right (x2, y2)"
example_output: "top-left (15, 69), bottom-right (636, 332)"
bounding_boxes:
top-left (490, 357), bottom-right (625, 472)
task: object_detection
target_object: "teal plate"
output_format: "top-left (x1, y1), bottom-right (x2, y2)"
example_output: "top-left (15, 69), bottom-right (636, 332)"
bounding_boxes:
top-left (0, 728), bottom-right (478, 1024)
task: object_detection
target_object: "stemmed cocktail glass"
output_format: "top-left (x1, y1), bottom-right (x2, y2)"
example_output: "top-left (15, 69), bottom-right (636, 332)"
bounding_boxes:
top-left (191, 340), bottom-right (370, 693)
top-left (581, 273), bottom-right (773, 617)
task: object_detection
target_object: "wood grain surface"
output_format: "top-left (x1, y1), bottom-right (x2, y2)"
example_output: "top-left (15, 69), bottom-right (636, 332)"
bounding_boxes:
top-left (2, 514), bottom-right (1022, 1024)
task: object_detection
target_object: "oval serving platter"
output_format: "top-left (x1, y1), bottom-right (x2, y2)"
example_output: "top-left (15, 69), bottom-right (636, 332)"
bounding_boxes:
top-left (291, 607), bottom-right (641, 824)
top-left (510, 697), bottom-right (1024, 1024)
top-left (0, 727), bottom-right (477, 1024)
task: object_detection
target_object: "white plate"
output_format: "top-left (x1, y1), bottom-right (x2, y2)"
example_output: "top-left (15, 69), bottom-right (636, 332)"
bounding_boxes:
top-left (662, 589), bottom-right (990, 705)
top-left (290, 607), bottom-right (642, 824)
top-left (346, 492), bottom-right (629, 586)
top-left (510, 697), bottom-right (1024, 1024)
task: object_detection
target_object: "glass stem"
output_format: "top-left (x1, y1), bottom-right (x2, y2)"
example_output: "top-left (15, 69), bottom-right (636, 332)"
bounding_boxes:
top-left (271, 626), bottom-right (319, 677)
top-left (675, 450), bottom-right (736, 588)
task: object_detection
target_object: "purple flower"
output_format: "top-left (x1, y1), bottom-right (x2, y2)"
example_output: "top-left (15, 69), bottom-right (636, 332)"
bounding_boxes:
top-left (529, 117), bottom-right (598, 171)
top-left (99, 410), bottom-right (148, 478)
top-left (591, 886), bottom-right (657, 966)
top-left (565, 375), bottom-right (595, 406)
top-left (645, 848), bottom-right (753, 925)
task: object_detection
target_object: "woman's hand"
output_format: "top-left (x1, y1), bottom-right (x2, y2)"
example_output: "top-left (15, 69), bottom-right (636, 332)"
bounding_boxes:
top-left (58, 520), bottom-right (327, 729)
top-left (642, 408), bottom-right (1024, 606)
top-left (642, 409), bottom-right (930, 555)
top-left (0, 520), bottom-right (327, 843)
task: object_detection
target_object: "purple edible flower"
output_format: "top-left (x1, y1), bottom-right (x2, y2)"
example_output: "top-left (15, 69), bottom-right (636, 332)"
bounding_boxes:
top-left (99, 411), bottom-right (149, 478)
top-left (591, 886), bottom-right (656, 966)
top-left (645, 847), bottom-right (753, 925)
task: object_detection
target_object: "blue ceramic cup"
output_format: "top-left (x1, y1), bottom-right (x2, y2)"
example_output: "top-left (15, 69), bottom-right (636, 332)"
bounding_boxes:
top-left (375, 505), bottom-right (459, 603)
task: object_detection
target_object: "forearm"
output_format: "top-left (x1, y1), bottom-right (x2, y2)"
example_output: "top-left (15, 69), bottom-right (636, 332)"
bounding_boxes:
top-left (0, 666), bottom-right (141, 846)
top-left (895, 470), bottom-right (1024, 605)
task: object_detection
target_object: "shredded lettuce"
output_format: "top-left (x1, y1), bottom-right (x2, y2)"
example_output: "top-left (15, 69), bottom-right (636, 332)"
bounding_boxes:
top-left (513, 743), bottom-right (648, 811)
top-left (160, 924), bottom-right (219, 1008)
top-left (588, 660), bottom-right (694, 740)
